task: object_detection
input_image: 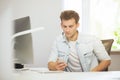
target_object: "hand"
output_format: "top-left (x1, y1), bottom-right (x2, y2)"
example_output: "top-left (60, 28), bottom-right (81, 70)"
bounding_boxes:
top-left (55, 59), bottom-right (67, 71)
top-left (90, 69), bottom-right (98, 72)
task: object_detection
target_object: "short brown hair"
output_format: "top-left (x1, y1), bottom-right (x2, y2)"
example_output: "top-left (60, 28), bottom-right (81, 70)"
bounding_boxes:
top-left (60, 10), bottom-right (80, 23)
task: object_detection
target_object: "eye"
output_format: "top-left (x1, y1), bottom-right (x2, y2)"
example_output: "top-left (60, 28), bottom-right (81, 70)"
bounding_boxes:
top-left (69, 25), bottom-right (73, 28)
top-left (63, 26), bottom-right (67, 28)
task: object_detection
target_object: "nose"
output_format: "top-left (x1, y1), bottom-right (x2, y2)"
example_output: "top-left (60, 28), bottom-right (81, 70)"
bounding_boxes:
top-left (65, 27), bottom-right (70, 32)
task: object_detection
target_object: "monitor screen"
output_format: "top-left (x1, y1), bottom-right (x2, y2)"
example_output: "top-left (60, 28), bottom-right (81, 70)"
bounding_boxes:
top-left (13, 16), bottom-right (33, 67)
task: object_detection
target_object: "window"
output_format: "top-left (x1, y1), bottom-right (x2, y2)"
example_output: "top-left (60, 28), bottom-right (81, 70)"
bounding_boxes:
top-left (90, 0), bottom-right (120, 50)
top-left (63, 0), bottom-right (120, 50)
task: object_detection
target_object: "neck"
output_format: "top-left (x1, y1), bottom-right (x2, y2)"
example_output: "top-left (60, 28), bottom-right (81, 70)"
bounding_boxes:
top-left (68, 31), bottom-right (78, 41)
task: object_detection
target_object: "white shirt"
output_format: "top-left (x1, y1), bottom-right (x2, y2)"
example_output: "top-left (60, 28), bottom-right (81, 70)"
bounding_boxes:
top-left (67, 41), bottom-right (83, 72)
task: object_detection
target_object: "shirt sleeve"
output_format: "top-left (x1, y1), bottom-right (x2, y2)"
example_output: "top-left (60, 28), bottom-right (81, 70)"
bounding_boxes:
top-left (48, 40), bottom-right (58, 62)
top-left (93, 37), bottom-right (111, 61)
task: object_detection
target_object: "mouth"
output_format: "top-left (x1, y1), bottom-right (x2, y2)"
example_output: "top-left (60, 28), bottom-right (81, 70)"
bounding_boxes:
top-left (65, 33), bottom-right (70, 36)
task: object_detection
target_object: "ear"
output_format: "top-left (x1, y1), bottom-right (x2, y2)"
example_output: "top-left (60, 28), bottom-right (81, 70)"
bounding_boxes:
top-left (77, 23), bottom-right (79, 28)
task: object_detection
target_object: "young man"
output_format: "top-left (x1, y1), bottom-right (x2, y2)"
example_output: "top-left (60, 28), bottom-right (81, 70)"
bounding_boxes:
top-left (48, 10), bottom-right (111, 72)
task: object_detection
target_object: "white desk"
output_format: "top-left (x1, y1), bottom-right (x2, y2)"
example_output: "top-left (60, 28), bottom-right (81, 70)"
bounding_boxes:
top-left (13, 68), bottom-right (120, 80)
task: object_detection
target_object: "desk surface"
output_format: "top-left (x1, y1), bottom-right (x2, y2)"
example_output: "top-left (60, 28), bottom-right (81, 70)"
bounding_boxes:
top-left (13, 68), bottom-right (120, 80)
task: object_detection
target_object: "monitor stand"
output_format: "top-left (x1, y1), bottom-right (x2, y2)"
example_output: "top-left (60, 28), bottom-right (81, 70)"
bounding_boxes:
top-left (14, 63), bottom-right (24, 69)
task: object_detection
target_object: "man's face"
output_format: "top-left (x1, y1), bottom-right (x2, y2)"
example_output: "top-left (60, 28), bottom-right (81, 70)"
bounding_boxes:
top-left (61, 18), bottom-right (79, 40)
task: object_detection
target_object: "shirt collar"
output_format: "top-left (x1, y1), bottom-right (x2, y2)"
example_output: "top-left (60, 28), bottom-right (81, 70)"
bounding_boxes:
top-left (62, 32), bottom-right (68, 43)
top-left (61, 31), bottom-right (80, 44)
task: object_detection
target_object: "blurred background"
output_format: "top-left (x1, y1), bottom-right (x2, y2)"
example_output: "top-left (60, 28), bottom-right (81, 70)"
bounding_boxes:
top-left (0, 0), bottom-right (120, 79)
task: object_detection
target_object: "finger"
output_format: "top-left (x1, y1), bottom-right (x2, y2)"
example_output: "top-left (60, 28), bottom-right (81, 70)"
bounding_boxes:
top-left (59, 63), bottom-right (65, 67)
top-left (59, 65), bottom-right (66, 70)
top-left (65, 63), bottom-right (67, 67)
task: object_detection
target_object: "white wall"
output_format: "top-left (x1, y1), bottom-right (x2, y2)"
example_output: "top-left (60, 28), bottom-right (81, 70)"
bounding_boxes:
top-left (13, 0), bottom-right (63, 67)
top-left (0, 0), bottom-right (13, 80)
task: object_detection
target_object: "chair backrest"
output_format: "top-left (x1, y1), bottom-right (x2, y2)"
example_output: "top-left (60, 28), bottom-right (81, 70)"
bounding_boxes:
top-left (101, 39), bottom-right (114, 55)
top-left (101, 39), bottom-right (114, 71)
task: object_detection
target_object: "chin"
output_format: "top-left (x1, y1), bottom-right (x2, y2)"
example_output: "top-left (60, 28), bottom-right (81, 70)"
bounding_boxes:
top-left (66, 35), bottom-right (71, 39)
top-left (65, 34), bottom-right (71, 37)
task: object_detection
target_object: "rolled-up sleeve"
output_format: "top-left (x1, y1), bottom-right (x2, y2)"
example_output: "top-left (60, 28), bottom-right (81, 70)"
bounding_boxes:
top-left (93, 37), bottom-right (111, 61)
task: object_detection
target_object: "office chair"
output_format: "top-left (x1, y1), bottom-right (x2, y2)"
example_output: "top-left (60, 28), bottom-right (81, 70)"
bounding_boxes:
top-left (101, 39), bottom-right (114, 71)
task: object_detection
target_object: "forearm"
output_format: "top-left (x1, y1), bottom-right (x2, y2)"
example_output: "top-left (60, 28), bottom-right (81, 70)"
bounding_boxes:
top-left (91, 60), bottom-right (111, 71)
top-left (48, 62), bottom-right (57, 71)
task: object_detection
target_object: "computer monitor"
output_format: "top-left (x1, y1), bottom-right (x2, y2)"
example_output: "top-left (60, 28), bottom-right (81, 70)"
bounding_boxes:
top-left (13, 16), bottom-right (33, 68)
